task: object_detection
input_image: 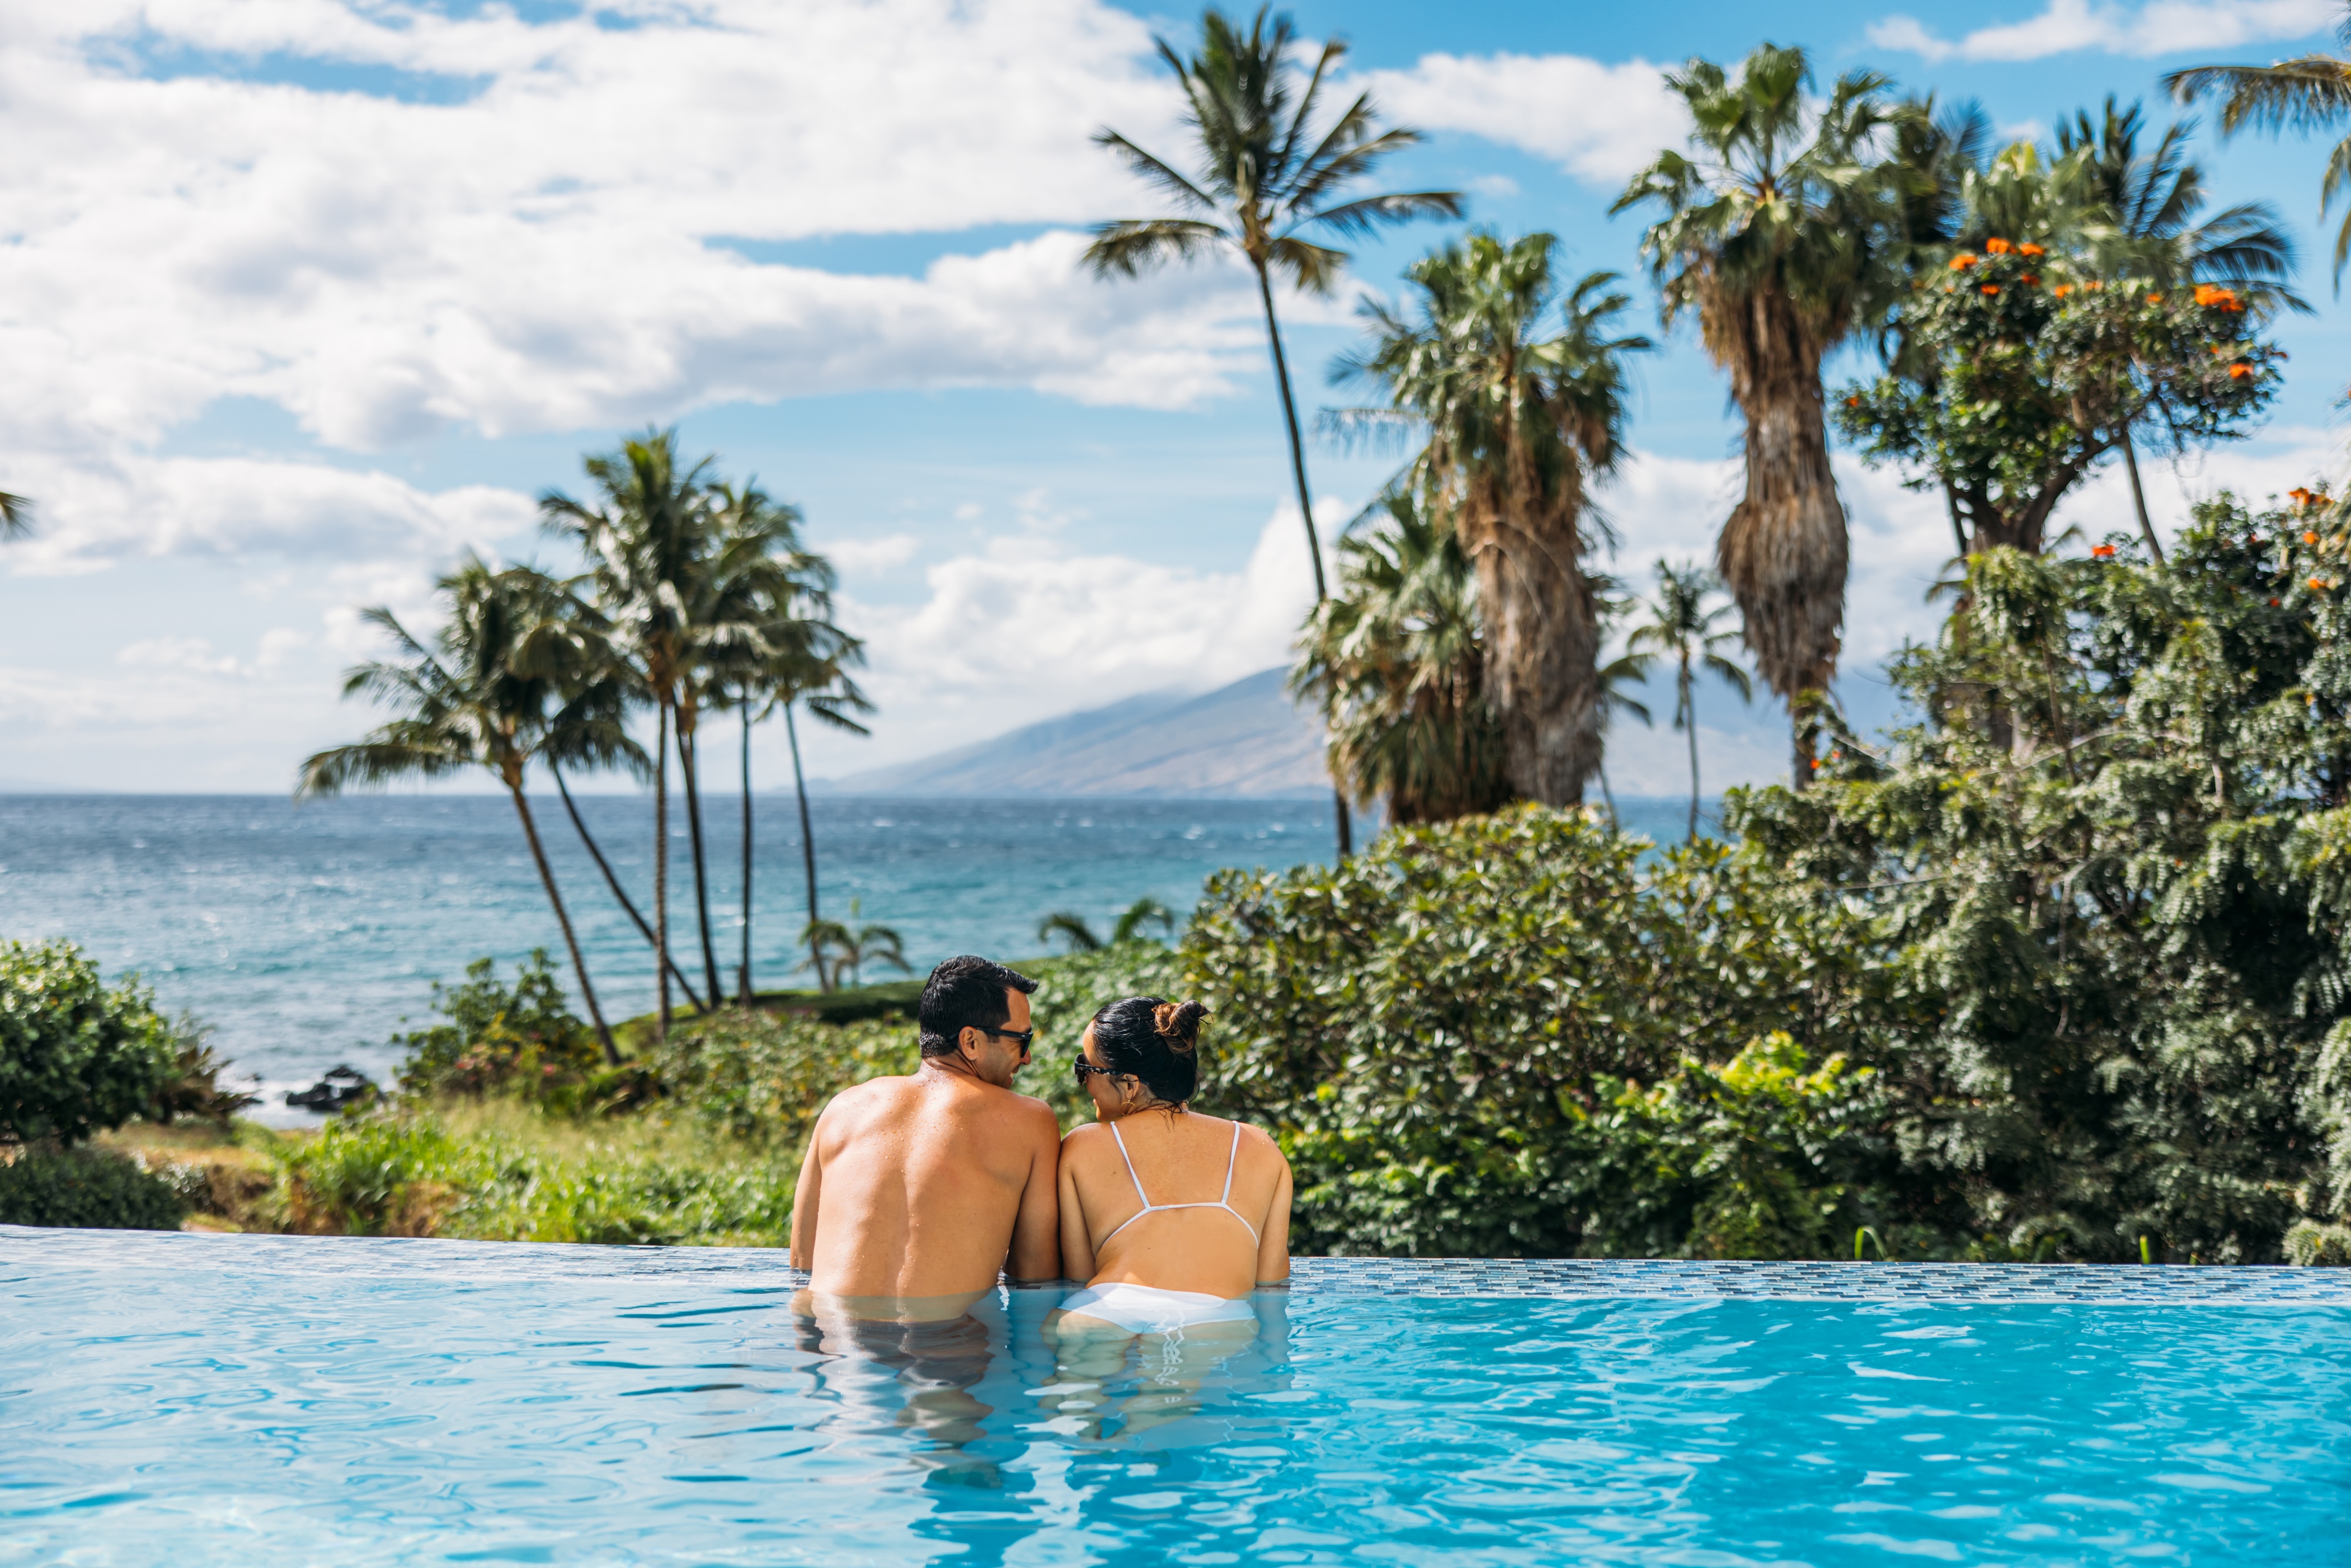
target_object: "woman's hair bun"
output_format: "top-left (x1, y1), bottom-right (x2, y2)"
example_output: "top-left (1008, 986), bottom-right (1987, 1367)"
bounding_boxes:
top-left (1151, 1000), bottom-right (1208, 1051)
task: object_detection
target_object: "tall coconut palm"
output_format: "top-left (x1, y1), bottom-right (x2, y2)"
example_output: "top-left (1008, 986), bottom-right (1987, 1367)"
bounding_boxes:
top-left (1084, 4), bottom-right (1462, 858)
top-left (1615, 45), bottom-right (1904, 786)
top-left (540, 429), bottom-right (715, 1038)
top-left (1628, 561), bottom-right (1754, 840)
top-left (299, 559), bottom-right (619, 1061)
top-left (1335, 233), bottom-right (1649, 807)
top-left (2166, 12), bottom-right (2351, 282)
top-left (1590, 575), bottom-right (1656, 832)
top-left (1291, 486), bottom-right (1510, 823)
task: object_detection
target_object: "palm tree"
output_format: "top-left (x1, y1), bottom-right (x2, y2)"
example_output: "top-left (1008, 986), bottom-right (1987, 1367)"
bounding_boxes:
top-left (1084, 4), bottom-right (1462, 859)
top-left (540, 429), bottom-right (715, 1039)
top-left (1335, 234), bottom-right (1649, 807)
top-left (1291, 487), bottom-right (1511, 824)
top-left (1615, 45), bottom-right (1904, 786)
top-left (2055, 97), bottom-right (2303, 559)
top-left (1627, 562), bottom-right (1754, 840)
top-left (2166, 13), bottom-right (2351, 282)
top-left (299, 559), bottom-right (619, 1061)
top-left (798, 918), bottom-right (853, 991)
top-left (1592, 585), bottom-right (1657, 832)
top-left (1039, 912), bottom-right (1104, 953)
top-left (0, 493), bottom-right (29, 541)
top-left (1111, 897), bottom-right (1177, 944)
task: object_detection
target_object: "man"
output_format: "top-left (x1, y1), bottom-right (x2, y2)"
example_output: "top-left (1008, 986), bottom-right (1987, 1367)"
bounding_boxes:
top-left (790, 954), bottom-right (1062, 1314)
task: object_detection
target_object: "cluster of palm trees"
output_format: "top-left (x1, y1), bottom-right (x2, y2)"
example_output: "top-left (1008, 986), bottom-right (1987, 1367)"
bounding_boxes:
top-left (300, 429), bottom-right (868, 1050)
top-left (1101, 11), bottom-right (2317, 834)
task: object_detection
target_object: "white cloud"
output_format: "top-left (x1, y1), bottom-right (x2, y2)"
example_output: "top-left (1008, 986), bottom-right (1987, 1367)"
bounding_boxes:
top-left (1359, 52), bottom-right (1682, 186)
top-left (818, 532), bottom-right (921, 574)
top-left (1869, 0), bottom-right (2333, 63)
top-left (806, 500), bottom-right (1333, 770)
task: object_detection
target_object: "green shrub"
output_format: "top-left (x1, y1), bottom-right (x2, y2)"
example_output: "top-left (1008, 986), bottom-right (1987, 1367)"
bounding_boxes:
top-left (1183, 809), bottom-right (1923, 1258)
top-left (1, 940), bottom-right (180, 1145)
top-left (390, 951), bottom-right (605, 1111)
top-left (2285, 1221), bottom-right (2351, 1267)
top-left (0, 1143), bottom-right (189, 1230)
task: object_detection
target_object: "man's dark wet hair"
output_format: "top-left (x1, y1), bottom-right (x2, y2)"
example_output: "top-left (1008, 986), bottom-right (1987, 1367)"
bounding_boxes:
top-left (917, 956), bottom-right (1039, 1058)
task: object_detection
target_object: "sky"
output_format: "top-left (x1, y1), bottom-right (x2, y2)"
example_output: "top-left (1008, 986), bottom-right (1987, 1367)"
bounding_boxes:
top-left (0, 0), bottom-right (2345, 798)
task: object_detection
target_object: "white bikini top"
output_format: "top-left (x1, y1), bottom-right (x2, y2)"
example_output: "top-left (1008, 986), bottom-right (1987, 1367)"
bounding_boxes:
top-left (1096, 1118), bottom-right (1261, 1249)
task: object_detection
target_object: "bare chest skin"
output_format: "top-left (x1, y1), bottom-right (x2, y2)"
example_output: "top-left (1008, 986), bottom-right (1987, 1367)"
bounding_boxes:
top-left (792, 1068), bottom-right (1059, 1307)
top-left (1059, 1111), bottom-right (1293, 1299)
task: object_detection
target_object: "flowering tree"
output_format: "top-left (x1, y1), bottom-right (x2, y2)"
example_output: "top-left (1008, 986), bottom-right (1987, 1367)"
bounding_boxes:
top-left (1837, 232), bottom-right (2282, 557)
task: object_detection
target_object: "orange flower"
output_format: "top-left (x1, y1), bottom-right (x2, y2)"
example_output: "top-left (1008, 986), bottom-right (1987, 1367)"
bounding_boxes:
top-left (2021, 273), bottom-right (2040, 286)
top-left (1985, 237), bottom-right (2012, 254)
top-left (2091, 544), bottom-right (2117, 559)
top-left (1981, 284), bottom-right (2000, 296)
top-left (1847, 396), bottom-right (1861, 407)
top-left (2230, 363), bottom-right (2253, 380)
top-left (2290, 487), bottom-right (2317, 508)
top-left (2270, 598), bottom-right (2283, 607)
top-left (1950, 253), bottom-right (1977, 270)
top-left (2087, 280), bottom-right (2103, 291)
top-left (2311, 577), bottom-right (2329, 591)
top-left (2052, 283), bottom-right (2073, 298)
top-left (2193, 283), bottom-right (2241, 310)
top-left (2307, 531), bottom-right (2322, 545)
top-left (2018, 242), bottom-right (2046, 257)
top-left (2148, 293), bottom-right (2164, 304)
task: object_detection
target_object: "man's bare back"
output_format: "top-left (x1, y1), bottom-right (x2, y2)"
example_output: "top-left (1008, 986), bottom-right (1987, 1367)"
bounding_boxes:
top-left (789, 965), bottom-right (1061, 1315)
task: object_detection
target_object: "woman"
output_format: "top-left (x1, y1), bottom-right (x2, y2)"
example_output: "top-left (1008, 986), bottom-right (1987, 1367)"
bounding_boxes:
top-left (1052, 996), bottom-right (1291, 1339)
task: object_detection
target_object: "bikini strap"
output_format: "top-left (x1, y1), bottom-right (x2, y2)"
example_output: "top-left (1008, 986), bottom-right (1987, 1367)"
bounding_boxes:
top-left (1108, 1119), bottom-right (1153, 1208)
top-left (1219, 1120), bottom-right (1241, 1204)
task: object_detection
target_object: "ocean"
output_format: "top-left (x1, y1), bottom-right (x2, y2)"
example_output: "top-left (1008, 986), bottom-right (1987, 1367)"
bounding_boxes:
top-left (0, 792), bottom-right (1706, 1111)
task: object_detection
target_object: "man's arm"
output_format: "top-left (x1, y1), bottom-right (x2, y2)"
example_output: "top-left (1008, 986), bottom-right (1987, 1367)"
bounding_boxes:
top-left (1006, 1100), bottom-right (1064, 1282)
top-left (788, 1107), bottom-right (829, 1271)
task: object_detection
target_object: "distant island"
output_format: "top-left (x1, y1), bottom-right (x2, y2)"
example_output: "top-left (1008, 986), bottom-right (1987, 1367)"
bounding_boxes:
top-left (810, 668), bottom-right (1328, 799)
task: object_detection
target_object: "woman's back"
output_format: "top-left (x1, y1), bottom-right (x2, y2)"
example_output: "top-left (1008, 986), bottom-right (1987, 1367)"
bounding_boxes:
top-left (1060, 1110), bottom-right (1287, 1298)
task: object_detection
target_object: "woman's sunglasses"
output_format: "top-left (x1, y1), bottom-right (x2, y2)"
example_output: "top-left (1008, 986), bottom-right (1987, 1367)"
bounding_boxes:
top-left (1073, 1060), bottom-right (1120, 1085)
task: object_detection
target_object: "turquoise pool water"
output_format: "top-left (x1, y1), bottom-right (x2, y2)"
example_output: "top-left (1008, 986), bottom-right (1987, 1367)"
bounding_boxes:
top-left (5, 1234), bottom-right (2347, 1566)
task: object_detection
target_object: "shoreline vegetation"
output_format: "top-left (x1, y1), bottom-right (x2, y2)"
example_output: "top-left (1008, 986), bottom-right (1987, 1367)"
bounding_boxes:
top-left (16, 14), bottom-right (2351, 1268)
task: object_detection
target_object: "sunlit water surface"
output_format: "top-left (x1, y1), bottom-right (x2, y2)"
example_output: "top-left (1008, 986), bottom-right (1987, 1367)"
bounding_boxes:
top-left (4, 1248), bottom-right (2345, 1566)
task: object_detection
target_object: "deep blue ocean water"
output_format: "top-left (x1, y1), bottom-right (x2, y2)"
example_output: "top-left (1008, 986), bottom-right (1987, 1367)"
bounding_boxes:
top-left (0, 793), bottom-right (1704, 1101)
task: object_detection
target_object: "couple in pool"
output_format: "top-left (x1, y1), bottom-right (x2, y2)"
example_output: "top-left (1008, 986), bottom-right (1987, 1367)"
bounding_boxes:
top-left (789, 954), bottom-right (1291, 1340)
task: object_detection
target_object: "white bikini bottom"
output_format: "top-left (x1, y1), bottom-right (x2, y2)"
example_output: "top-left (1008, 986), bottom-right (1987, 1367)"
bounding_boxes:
top-left (1056, 1283), bottom-right (1258, 1335)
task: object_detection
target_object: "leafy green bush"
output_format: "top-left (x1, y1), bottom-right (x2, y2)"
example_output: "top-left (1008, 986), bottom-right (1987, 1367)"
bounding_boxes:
top-left (0, 1143), bottom-right (189, 1230)
top-left (1182, 809), bottom-right (1923, 1257)
top-left (1, 940), bottom-right (180, 1146)
top-left (1737, 495), bottom-right (2351, 1263)
top-left (390, 951), bottom-right (606, 1111)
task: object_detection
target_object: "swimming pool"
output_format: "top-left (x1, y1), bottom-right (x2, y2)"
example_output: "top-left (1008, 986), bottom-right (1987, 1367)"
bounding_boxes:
top-left (6, 1228), bottom-right (2348, 1565)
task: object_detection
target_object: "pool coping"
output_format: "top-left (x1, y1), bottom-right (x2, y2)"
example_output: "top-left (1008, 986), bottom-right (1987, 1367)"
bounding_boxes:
top-left (8, 1225), bottom-right (2351, 1304)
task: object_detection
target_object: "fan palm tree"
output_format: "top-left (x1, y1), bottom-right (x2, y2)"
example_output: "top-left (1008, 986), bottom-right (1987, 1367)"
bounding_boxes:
top-left (540, 428), bottom-right (715, 1039)
top-left (1615, 45), bottom-right (1904, 786)
top-left (1291, 486), bottom-right (1510, 823)
top-left (2166, 12), bottom-right (2351, 282)
top-left (1627, 561), bottom-right (1754, 840)
top-left (298, 558), bottom-right (619, 1061)
top-left (1335, 234), bottom-right (1649, 807)
top-left (1084, 4), bottom-right (1462, 859)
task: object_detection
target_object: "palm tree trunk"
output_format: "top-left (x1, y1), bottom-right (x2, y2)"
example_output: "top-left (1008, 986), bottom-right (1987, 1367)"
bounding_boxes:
top-left (1459, 481), bottom-right (1603, 808)
top-left (508, 780), bottom-right (618, 1064)
top-left (1682, 661), bottom-right (1700, 843)
top-left (1598, 761), bottom-right (1620, 832)
top-left (1253, 261), bottom-right (1354, 862)
top-left (785, 702), bottom-right (826, 993)
top-left (740, 703), bottom-right (754, 1004)
top-left (676, 710), bottom-right (724, 1010)
top-left (655, 704), bottom-right (672, 1040)
top-left (549, 762), bottom-right (705, 1012)
top-left (2119, 431), bottom-right (2167, 565)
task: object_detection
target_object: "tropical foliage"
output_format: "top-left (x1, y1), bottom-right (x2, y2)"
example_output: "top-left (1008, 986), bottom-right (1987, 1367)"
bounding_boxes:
top-left (2167, 6), bottom-right (2351, 277)
top-left (1087, 3), bottom-right (1461, 855)
top-left (1, 939), bottom-right (182, 1147)
top-left (1616, 45), bottom-right (1904, 782)
top-left (1292, 488), bottom-right (1510, 823)
top-left (1333, 233), bottom-right (1647, 806)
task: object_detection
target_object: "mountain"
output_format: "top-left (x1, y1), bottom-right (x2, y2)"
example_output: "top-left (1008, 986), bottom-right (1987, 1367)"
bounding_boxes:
top-left (812, 668), bottom-right (1328, 798)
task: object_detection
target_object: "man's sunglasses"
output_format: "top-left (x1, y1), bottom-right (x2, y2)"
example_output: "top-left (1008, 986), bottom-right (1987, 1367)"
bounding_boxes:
top-left (977, 1026), bottom-right (1035, 1054)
